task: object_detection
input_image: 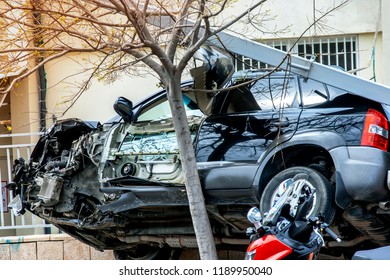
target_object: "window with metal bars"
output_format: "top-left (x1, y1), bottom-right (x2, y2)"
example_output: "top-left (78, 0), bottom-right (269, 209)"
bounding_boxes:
top-left (234, 36), bottom-right (358, 72)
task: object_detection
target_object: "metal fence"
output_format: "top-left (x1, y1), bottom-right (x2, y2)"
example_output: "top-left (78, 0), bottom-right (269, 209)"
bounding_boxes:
top-left (0, 132), bottom-right (53, 234)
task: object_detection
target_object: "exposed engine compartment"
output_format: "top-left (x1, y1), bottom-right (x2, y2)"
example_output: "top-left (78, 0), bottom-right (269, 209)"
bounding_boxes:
top-left (22, 115), bottom-right (192, 210)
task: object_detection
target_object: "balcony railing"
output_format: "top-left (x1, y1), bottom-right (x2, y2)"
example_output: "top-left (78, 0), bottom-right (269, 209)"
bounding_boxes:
top-left (0, 132), bottom-right (55, 235)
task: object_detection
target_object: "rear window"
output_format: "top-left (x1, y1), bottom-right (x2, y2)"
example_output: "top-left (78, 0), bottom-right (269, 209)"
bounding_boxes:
top-left (222, 75), bottom-right (299, 113)
top-left (299, 78), bottom-right (329, 107)
top-left (250, 77), bottom-right (298, 110)
top-left (221, 72), bottom-right (330, 113)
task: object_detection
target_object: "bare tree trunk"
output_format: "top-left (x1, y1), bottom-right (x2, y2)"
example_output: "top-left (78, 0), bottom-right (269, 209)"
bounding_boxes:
top-left (167, 74), bottom-right (218, 260)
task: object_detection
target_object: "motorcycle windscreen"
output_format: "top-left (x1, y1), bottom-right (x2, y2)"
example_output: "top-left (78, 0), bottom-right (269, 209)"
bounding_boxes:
top-left (190, 45), bottom-right (234, 115)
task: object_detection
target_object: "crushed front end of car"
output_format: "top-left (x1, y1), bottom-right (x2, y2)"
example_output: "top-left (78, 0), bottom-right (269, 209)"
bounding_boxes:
top-left (8, 114), bottom-right (205, 252)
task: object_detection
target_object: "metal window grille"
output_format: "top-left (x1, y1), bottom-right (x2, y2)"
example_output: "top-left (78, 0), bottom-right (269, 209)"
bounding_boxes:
top-left (234, 36), bottom-right (358, 72)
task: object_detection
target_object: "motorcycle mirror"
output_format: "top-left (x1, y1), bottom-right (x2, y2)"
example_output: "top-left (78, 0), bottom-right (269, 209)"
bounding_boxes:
top-left (247, 206), bottom-right (262, 224)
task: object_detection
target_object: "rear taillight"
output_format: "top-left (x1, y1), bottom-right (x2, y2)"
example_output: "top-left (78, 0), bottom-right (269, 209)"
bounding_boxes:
top-left (361, 109), bottom-right (389, 151)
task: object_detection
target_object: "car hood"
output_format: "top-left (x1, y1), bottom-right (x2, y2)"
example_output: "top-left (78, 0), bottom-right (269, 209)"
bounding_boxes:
top-left (190, 46), bottom-right (234, 115)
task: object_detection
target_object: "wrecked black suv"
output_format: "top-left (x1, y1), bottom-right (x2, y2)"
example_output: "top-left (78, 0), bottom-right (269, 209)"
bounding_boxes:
top-left (9, 47), bottom-right (390, 259)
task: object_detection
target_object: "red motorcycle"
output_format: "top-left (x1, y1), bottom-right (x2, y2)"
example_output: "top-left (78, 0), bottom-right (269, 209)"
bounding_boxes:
top-left (245, 174), bottom-right (341, 260)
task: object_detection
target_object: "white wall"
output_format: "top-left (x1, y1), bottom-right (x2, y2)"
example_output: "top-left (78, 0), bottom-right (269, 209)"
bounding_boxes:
top-left (358, 33), bottom-right (383, 83)
top-left (223, 0), bottom-right (388, 86)
top-left (225, 0), bottom-right (381, 39)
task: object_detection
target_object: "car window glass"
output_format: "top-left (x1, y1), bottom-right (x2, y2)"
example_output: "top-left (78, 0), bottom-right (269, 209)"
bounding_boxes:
top-left (299, 78), bottom-right (329, 107)
top-left (136, 93), bottom-right (202, 122)
top-left (250, 77), bottom-right (298, 110)
top-left (137, 97), bottom-right (170, 122)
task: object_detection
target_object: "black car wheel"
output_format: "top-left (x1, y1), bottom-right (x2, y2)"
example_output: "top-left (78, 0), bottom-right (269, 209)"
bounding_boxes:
top-left (260, 166), bottom-right (335, 223)
top-left (113, 244), bottom-right (180, 260)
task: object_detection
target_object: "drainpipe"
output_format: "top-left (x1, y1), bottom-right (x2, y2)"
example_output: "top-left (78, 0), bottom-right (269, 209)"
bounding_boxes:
top-left (33, 2), bottom-right (49, 233)
top-left (38, 65), bottom-right (47, 132)
top-left (32, 2), bottom-right (47, 132)
top-left (38, 65), bottom-right (50, 234)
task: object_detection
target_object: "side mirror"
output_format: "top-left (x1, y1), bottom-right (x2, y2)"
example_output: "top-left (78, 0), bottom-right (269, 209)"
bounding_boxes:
top-left (247, 206), bottom-right (261, 224)
top-left (247, 206), bottom-right (262, 229)
top-left (114, 96), bottom-right (133, 123)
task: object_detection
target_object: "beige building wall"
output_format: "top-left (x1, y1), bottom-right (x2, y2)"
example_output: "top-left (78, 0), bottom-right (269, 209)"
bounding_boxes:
top-left (10, 72), bottom-right (41, 135)
top-left (43, 53), bottom-right (160, 125)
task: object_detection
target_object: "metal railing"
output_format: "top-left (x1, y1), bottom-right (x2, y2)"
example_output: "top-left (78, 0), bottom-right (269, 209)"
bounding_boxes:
top-left (0, 132), bottom-right (53, 233)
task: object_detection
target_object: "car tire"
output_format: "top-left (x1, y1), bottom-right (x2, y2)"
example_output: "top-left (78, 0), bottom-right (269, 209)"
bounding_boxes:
top-left (260, 166), bottom-right (335, 223)
top-left (113, 244), bottom-right (181, 260)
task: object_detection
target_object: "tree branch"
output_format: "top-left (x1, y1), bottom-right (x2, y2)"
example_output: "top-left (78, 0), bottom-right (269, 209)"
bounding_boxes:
top-left (1, 50), bottom-right (69, 94)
